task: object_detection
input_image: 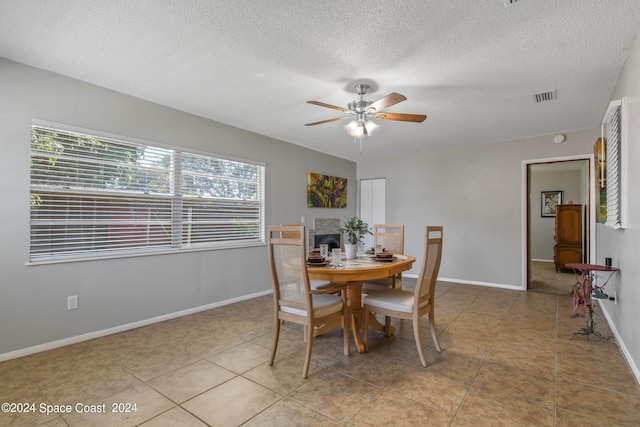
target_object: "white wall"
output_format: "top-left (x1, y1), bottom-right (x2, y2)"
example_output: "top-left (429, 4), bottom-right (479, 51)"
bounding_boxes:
top-left (596, 30), bottom-right (640, 380)
top-left (357, 129), bottom-right (598, 288)
top-left (0, 59), bottom-right (357, 358)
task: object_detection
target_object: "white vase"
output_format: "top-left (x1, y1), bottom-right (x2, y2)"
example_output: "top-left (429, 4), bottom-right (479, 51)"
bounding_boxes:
top-left (344, 243), bottom-right (358, 260)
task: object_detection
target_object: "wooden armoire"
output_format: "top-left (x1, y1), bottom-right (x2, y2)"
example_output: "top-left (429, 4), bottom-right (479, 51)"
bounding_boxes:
top-left (554, 204), bottom-right (583, 271)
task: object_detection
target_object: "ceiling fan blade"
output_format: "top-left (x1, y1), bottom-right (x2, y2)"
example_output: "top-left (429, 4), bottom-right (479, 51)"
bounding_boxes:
top-left (305, 117), bottom-right (343, 126)
top-left (307, 101), bottom-right (347, 112)
top-left (367, 92), bottom-right (407, 112)
top-left (374, 112), bottom-right (426, 123)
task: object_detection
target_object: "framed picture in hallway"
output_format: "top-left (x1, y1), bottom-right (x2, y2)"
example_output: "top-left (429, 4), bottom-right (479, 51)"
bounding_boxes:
top-left (541, 190), bottom-right (562, 217)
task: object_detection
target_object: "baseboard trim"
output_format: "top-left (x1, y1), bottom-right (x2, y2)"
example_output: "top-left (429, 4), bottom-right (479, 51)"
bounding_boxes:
top-left (437, 276), bottom-right (522, 291)
top-left (0, 289), bottom-right (273, 362)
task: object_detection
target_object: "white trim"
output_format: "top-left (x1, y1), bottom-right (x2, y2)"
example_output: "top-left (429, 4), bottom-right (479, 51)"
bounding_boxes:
top-left (404, 273), bottom-right (521, 291)
top-left (0, 289), bottom-right (273, 362)
top-left (439, 277), bottom-right (521, 291)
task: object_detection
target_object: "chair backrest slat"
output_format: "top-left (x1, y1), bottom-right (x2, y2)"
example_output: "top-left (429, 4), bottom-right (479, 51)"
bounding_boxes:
top-left (373, 224), bottom-right (404, 254)
top-left (415, 226), bottom-right (443, 304)
top-left (268, 225), bottom-right (312, 313)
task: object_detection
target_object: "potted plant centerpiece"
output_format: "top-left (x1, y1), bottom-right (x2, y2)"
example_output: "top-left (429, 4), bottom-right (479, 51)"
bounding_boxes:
top-left (337, 216), bottom-right (372, 259)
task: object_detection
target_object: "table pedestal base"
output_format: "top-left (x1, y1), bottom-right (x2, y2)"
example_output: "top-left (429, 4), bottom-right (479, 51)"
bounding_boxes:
top-left (315, 280), bottom-right (395, 354)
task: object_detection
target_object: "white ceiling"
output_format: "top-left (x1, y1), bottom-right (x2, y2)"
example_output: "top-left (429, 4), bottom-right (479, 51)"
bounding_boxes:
top-left (1, 0), bottom-right (639, 162)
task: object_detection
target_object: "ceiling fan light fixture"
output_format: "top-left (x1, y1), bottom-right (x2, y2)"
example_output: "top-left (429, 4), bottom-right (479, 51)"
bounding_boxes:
top-left (364, 120), bottom-right (380, 136)
top-left (344, 119), bottom-right (379, 138)
top-left (344, 120), bottom-right (363, 137)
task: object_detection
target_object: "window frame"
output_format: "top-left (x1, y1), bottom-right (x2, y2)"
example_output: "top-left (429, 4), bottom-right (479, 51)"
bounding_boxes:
top-left (29, 120), bottom-right (265, 264)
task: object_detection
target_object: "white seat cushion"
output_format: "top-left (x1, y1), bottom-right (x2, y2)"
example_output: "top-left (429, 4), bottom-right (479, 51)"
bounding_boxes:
top-left (363, 289), bottom-right (415, 313)
top-left (310, 280), bottom-right (332, 290)
top-left (281, 293), bottom-right (343, 318)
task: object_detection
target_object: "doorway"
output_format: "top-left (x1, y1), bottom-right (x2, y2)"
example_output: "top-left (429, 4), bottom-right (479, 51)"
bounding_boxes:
top-left (359, 178), bottom-right (385, 251)
top-left (524, 156), bottom-right (595, 294)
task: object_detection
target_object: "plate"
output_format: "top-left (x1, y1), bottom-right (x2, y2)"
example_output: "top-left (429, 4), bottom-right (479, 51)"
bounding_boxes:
top-left (307, 261), bottom-right (330, 267)
top-left (370, 256), bottom-right (398, 262)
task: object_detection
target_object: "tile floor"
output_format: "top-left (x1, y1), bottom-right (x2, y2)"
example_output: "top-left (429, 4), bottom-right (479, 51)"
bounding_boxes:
top-left (1, 281), bottom-right (639, 426)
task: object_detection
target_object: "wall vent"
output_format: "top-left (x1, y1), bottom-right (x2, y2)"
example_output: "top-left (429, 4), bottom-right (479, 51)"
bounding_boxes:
top-left (504, 0), bottom-right (526, 7)
top-left (534, 90), bottom-right (557, 103)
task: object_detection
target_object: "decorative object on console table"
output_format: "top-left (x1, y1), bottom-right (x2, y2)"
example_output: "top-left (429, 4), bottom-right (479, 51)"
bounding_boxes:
top-left (307, 172), bottom-right (347, 208)
top-left (566, 263), bottom-right (618, 342)
top-left (337, 216), bottom-right (372, 259)
top-left (554, 204), bottom-right (583, 272)
top-left (541, 190), bottom-right (563, 217)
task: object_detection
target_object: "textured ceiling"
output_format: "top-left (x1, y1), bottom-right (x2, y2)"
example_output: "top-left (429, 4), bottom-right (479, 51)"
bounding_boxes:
top-left (1, 0), bottom-right (639, 162)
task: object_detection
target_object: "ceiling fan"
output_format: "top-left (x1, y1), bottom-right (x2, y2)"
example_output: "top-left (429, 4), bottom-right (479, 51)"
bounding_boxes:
top-left (305, 83), bottom-right (426, 151)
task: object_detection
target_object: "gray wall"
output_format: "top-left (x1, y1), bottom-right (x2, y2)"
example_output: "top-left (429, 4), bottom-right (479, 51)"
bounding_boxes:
top-left (357, 129), bottom-right (598, 288)
top-left (0, 59), bottom-right (356, 357)
top-left (596, 30), bottom-right (640, 380)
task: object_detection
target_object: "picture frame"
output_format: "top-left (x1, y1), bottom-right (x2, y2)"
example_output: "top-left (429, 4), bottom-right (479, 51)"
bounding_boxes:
top-left (541, 190), bottom-right (563, 217)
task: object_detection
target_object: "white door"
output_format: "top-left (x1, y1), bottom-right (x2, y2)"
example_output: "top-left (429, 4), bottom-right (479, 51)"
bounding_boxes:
top-left (360, 178), bottom-right (385, 250)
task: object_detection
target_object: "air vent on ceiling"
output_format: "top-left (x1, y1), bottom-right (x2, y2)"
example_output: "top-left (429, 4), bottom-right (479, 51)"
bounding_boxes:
top-left (534, 90), bottom-right (557, 103)
top-left (504, 0), bottom-right (526, 7)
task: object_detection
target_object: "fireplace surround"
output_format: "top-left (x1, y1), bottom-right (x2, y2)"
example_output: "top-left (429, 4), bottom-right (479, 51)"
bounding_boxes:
top-left (308, 218), bottom-right (343, 250)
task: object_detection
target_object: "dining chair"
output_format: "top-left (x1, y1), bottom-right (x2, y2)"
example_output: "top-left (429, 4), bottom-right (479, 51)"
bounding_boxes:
top-left (363, 224), bottom-right (405, 291)
top-left (267, 224), bottom-right (350, 378)
top-left (363, 226), bottom-right (443, 367)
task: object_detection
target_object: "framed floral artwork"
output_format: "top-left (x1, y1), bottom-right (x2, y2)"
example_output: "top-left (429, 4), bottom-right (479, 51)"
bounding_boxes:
top-left (541, 190), bottom-right (562, 217)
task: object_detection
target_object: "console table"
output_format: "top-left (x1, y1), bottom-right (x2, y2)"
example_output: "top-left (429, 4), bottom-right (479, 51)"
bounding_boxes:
top-left (566, 263), bottom-right (618, 341)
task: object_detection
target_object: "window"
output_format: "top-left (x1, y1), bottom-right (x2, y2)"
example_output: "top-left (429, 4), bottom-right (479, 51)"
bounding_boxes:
top-left (601, 98), bottom-right (626, 229)
top-left (29, 123), bottom-right (265, 263)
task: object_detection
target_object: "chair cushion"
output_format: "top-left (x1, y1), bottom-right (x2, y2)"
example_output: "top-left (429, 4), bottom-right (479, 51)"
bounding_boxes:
top-left (281, 293), bottom-right (343, 318)
top-left (363, 289), bottom-right (415, 313)
top-left (310, 280), bottom-right (332, 290)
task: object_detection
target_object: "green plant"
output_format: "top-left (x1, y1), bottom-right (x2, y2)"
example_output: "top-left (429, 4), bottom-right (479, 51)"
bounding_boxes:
top-left (337, 216), bottom-right (372, 244)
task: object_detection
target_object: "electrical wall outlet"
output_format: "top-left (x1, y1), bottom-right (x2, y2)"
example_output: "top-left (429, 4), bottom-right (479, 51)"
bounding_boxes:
top-left (67, 295), bottom-right (78, 311)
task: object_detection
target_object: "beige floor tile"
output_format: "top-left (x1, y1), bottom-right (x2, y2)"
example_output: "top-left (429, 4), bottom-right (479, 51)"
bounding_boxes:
top-left (436, 330), bottom-right (493, 360)
top-left (456, 381), bottom-right (554, 426)
top-left (207, 341), bottom-right (272, 374)
top-left (243, 354), bottom-right (322, 395)
top-left (349, 389), bottom-right (452, 426)
top-left (417, 347), bottom-right (483, 383)
top-left (386, 365), bottom-right (470, 414)
top-left (147, 360), bottom-right (236, 403)
top-left (112, 342), bottom-right (200, 381)
top-left (556, 378), bottom-right (640, 426)
top-left (173, 328), bottom-right (247, 359)
top-left (139, 406), bottom-right (208, 426)
top-left (474, 361), bottom-right (555, 404)
top-left (288, 370), bottom-right (381, 423)
top-left (182, 376), bottom-right (280, 426)
top-left (34, 362), bottom-right (143, 405)
top-left (328, 350), bottom-right (414, 388)
top-left (243, 398), bottom-right (342, 426)
top-left (62, 383), bottom-right (175, 427)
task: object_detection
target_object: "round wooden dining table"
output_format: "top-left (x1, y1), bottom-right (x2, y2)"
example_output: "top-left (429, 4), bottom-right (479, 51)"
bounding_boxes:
top-left (307, 254), bottom-right (416, 353)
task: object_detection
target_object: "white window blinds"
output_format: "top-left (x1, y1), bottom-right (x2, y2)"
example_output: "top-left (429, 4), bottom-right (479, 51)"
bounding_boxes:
top-left (30, 124), bottom-right (265, 263)
top-left (601, 99), bottom-right (624, 229)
